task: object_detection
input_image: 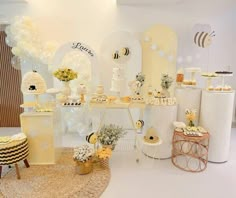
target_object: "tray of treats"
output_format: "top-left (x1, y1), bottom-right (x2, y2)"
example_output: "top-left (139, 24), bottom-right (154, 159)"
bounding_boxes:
top-left (207, 85), bottom-right (233, 92)
top-left (182, 80), bottom-right (197, 86)
top-left (131, 96), bottom-right (145, 103)
top-left (215, 71), bottom-right (233, 76)
top-left (62, 102), bottom-right (82, 107)
top-left (201, 72), bottom-right (218, 78)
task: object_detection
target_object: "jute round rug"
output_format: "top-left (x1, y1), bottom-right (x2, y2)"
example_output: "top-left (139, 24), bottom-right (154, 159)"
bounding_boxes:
top-left (0, 148), bottom-right (110, 198)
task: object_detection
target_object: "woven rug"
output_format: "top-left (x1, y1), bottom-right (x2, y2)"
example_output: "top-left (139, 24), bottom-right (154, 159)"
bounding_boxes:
top-left (0, 148), bottom-right (110, 198)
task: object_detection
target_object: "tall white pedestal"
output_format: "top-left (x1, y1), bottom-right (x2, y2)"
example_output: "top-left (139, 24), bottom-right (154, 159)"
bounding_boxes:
top-left (20, 110), bottom-right (62, 165)
top-left (143, 105), bottom-right (177, 159)
top-left (175, 88), bottom-right (202, 125)
top-left (200, 90), bottom-right (235, 162)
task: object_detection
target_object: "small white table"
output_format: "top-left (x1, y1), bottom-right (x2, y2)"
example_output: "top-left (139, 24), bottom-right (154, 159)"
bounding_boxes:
top-left (136, 135), bottom-right (163, 163)
top-left (89, 102), bottom-right (146, 150)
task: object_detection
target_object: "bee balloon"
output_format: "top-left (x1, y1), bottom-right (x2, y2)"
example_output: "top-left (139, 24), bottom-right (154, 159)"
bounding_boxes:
top-left (193, 24), bottom-right (215, 48)
top-left (86, 132), bottom-right (97, 144)
top-left (112, 50), bottom-right (120, 60)
top-left (136, 120), bottom-right (144, 129)
top-left (121, 47), bottom-right (130, 56)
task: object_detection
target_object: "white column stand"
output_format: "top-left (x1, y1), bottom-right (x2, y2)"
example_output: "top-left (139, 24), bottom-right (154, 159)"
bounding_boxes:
top-left (142, 105), bottom-right (177, 159)
top-left (200, 90), bottom-right (235, 163)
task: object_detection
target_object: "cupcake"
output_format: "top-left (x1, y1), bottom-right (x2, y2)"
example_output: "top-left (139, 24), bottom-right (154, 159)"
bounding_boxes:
top-left (207, 86), bottom-right (214, 91)
top-left (223, 85), bottom-right (232, 91)
top-left (215, 86), bottom-right (223, 91)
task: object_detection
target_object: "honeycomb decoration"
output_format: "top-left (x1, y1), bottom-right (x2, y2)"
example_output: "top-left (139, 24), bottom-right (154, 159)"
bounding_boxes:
top-left (21, 70), bottom-right (47, 95)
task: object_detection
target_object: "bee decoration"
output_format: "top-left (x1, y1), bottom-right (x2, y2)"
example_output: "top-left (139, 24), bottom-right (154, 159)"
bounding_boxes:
top-left (86, 132), bottom-right (97, 144)
top-left (112, 50), bottom-right (120, 60)
top-left (136, 120), bottom-right (144, 129)
top-left (193, 24), bottom-right (215, 48)
top-left (121, 47), bottom-right (130, 56)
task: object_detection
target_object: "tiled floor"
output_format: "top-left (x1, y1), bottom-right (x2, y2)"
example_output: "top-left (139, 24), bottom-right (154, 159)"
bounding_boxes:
top-left (1, 128), bottom-right (236, 198)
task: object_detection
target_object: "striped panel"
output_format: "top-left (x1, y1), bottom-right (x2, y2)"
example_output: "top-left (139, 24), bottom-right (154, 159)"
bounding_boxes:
top-left (0, 31), bottom-right (23, 127)
top-left (0, 139), bottom-right (29, 165)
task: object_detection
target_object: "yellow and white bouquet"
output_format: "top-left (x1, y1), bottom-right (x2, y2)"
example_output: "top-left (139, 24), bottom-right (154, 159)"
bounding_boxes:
top-left (53, 68), bottom-right (78, 82)
top-left (185, 109), bottom-right (197, 127)
top-left (96, 147), bottom-right (112, 160)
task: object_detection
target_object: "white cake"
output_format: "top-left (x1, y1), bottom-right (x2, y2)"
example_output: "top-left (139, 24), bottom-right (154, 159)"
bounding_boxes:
top-left (110, 67), bottom-right (125, 92)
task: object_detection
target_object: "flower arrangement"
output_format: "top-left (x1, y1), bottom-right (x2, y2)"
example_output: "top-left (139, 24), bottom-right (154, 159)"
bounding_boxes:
top-left (96, 147), bottom-right (112, 160)
top-left (161, 74), bottom-right (173, 89)
top-left (135, 73), bottom-right (145, 87)
top-left (53, 68), bottom-right (78, 82)
top-left (98, 124), bottom-right (126, 147)
top-left (73, 145), bottom-right (93, 162)
top-left (185, 109), bottom-right (197, 127)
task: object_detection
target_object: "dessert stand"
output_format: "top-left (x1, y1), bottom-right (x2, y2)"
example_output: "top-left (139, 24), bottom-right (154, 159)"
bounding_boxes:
top-left (183, 67), bottom-right (201, 88)
top-left (201, 73), bottom-right (218, 90)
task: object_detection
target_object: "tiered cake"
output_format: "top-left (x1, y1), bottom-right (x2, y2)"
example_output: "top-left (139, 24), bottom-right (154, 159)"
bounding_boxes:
top-left (110, 67), bottom-right (125, 92)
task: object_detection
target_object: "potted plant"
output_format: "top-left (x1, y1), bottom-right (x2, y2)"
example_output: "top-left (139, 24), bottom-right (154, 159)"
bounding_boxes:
top-left (98, 124), bottom-right (126, 150)
top-left (185, 109), bottom-right (197, 127)
top-left (73, 145), bottom-right (94, 175)
top-left (161, 73), bottom-right (173, 97)
top-left (96, 147), bottom-right (112, 168)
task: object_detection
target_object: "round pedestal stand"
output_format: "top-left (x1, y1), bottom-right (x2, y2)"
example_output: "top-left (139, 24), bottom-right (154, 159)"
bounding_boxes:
top-left (143, 105), bottom-right (177, 159)
top-left (200, 90), bottom-right (235, 162)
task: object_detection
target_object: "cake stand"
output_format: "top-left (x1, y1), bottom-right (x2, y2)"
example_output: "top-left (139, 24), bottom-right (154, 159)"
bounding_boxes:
top-left (46, 88), bottom-right (61, 101)
top-left (183, 67), bottom-right (201, 88)
top-left (201, 73), bottom-right (218, 90)
top-left (217, 73), bottom-right (233, 89)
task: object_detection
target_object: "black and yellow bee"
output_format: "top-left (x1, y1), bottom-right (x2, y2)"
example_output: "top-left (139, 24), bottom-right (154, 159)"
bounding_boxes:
top-left (121, 47), bottom-right (130, 56)
top-left (194, 31), bottom-right (215, 48)
top-left (86, 132), bottom-right (97, 144)
top-left (136, 120), bottom-right (144, 129)
top-left (112, 51), bottom-right (120, 59)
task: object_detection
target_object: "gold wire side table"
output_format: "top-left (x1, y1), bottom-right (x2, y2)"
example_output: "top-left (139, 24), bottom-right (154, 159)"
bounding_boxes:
top-left (171, 131), bottom-right (210, 173)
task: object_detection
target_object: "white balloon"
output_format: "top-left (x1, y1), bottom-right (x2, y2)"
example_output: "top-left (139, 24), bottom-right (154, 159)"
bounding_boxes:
top-left (4, 26), bottom-right (11, 36)
top-left (144, 36), bottom-right (151, 42)
top-left (150, 44), bottom-right (157, 50)
top-left (177, 56), bottom-right (183, 64)
top-left (159, 50), bottom-right (165, 57)
top-left (195, 54), bottom-right (201, 59)
top-left (5, 36), bottom-right (14, 47)
top-left (11, 56), bottom-right (21, 70)
top-left (186, 56), bottom-right (192, 63)
top-left (168, 55), bottom-right (174, 62)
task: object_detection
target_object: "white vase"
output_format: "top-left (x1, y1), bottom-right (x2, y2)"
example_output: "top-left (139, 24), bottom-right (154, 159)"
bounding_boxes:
top-left (96, 85), bottom-right (104, 94)
top-left (61, 81), bottom-right (71, 98)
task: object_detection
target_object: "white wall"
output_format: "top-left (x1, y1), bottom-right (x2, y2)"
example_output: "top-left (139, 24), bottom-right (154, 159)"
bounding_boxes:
top-left (0, 0), bottom-right (235, 121)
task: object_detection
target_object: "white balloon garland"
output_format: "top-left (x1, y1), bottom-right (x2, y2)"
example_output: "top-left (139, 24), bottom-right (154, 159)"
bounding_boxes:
top-left (5, 16), bottom-right (59, 66)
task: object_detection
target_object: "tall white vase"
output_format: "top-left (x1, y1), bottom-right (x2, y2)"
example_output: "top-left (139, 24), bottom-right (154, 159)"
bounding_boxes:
top-left (61, 81), bottom-right (71, 98)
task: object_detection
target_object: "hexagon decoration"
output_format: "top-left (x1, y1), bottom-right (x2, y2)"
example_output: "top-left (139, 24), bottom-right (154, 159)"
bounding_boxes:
top-left (21, 70), bottom-right (47, 95)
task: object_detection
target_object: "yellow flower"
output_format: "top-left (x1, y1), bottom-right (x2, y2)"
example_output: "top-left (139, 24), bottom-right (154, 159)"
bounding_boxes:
top-left (53, 67), bottom-right (78, 81)
top-left (96, 147), bottom-right (112, 160)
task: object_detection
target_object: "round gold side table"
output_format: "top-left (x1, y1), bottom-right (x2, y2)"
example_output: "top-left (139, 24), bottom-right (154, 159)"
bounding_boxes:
top-left (171, 131), bottom-right (209, 172)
